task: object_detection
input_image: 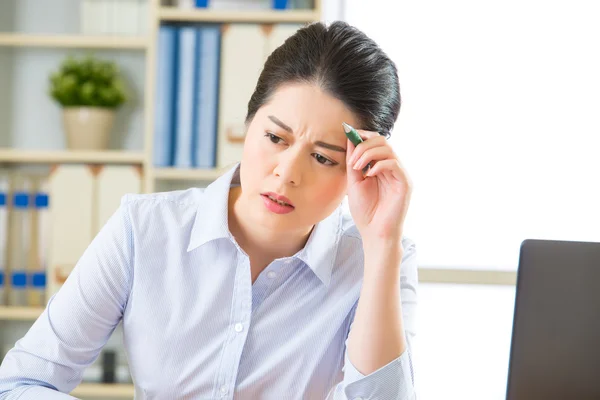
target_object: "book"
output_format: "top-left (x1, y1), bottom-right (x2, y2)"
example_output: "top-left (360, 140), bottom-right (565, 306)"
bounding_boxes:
top-left (177, 0), bottom-right (195, 8)
top-left (95, 165), bottom-right (142, 235)
top-left (115, 0), bottom-right (139, 35)
top-left (0, 172), bottom-right (7, 305)
top-left (45, 164), bottom-right (141, 300)
top-left (216, 23), bottom-right (303, 168)
top-left (209, 0), bottom-right (269, 10)
top-left (216, 24), bottom-right (268, 168)
top-left (80, 0), bottom-right (94, 34)
top-left (272, 0), bottom-right (288, 10)
top-left (6, 174), bottom-right (32, 306)
top-left (173, 25), bottom-right (200, 168)
top-left (47, 165), bottom-right (95, 300)
top-left (97, 0), bottom-right (113, 35)
top-left (26, 174), bottom-right (49, 307)
top-left (154, 25), bottom-right (179, 167)
top-left (138, 0), bottom-right (149, 34)
top-left (192, 24), bottom-right (221, 168)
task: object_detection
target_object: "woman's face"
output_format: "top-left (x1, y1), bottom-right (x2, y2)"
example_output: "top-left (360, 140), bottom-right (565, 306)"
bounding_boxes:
top-left (238, 82), bottom-right (361, 233)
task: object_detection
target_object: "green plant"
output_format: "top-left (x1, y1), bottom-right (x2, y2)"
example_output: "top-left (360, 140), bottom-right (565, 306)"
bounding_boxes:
top-left (49, 55), bottom-right (127, 108)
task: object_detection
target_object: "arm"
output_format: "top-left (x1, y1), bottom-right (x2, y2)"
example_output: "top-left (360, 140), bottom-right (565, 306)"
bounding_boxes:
top-left (327, 238), bottom-right (418, 400)
top-left (0, 196), bottom-right (134, 399)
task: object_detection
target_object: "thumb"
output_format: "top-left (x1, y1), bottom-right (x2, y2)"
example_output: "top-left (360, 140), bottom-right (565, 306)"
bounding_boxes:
top-left (346, 138), bottom-right (364, 186)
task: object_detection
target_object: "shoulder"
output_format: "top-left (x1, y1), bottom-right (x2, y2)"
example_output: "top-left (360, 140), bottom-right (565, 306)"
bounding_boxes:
top-left (118, 187), bottom-right (208, 224)
top-left (121, 187), bottom-right (206, 207)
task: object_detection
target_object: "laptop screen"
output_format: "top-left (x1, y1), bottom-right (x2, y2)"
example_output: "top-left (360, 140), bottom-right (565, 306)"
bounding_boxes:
top-left (506, 239), bottom-right (600, 399)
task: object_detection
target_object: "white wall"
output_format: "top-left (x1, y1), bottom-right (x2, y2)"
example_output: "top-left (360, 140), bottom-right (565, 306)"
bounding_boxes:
top-left (343, 0), bottom-right (600, 271)
top-left (337, 1), bottom-right (600, 398)
top-left (413, 283), bottom-right (516, 399)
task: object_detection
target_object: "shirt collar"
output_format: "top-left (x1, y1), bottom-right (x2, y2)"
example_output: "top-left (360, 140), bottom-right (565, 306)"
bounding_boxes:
top-left (187, 161), bottom-right (343, 287)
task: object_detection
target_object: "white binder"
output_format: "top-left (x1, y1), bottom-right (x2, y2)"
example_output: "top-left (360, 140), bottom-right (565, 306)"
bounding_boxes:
top-left (47, 165), bottom-right (95, 300)
top-left (95, 165), bottom-right (142, 235)
top-left (216, 24), bottom-right (268, 168)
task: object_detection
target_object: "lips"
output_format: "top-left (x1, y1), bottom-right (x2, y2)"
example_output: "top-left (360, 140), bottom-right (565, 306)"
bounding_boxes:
top-left (261, 192), bottom-right (294, 208)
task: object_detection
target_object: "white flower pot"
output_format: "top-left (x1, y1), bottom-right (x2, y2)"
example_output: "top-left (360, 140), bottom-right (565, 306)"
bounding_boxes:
top-left (63, 107), bottom-right (115, 150)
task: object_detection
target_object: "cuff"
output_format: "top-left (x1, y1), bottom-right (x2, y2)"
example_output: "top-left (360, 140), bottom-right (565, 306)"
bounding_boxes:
top-left (342, 347), bottom-right (415, 400)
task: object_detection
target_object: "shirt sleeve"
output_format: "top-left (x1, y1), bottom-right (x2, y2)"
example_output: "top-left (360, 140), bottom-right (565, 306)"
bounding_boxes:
top-left (0, 196), bottom-right (134, 400)
top-left (327, 238), bottom-right (419, 400)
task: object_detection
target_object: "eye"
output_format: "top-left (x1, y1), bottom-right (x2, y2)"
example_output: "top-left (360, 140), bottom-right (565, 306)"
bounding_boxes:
top-left (313, 154), bottom-right (336, 166)
top-left (264, 132), bottom-right (285, 145)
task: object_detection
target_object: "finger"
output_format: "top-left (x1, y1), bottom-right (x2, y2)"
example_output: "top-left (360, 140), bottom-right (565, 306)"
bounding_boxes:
top-left (365, 159), bottom-right (403, 182)
top-left (353, 146), bottom-right (395, 171)
top-left (346, 138), bottom-right (364, 185)
top-left (347, 135), bottom-right (387, 166)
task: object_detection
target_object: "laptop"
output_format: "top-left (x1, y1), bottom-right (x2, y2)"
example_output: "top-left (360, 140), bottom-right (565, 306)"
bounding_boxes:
top-left (506, 239), bottom-right (600, 400)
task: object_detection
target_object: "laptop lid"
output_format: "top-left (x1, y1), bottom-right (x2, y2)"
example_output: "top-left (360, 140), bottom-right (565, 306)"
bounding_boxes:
top-left (506, 239), bottom-right (600, 400)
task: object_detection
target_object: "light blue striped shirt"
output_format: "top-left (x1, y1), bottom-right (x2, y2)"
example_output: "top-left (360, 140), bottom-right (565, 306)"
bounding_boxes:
top-left (0, 162), bottom-right (418, 400)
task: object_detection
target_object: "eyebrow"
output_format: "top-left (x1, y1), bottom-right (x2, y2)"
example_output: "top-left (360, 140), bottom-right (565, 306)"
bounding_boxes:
top-left (268, 115), bottom-right (347, 153)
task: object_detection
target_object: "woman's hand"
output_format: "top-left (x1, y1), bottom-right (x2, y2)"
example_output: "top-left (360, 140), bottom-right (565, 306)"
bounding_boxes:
top-left (346, 130), bottom-right (413, 250)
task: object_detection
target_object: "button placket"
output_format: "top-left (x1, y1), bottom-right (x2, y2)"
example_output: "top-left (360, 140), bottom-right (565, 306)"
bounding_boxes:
top-left (216, 254), bottom-right (251, 399)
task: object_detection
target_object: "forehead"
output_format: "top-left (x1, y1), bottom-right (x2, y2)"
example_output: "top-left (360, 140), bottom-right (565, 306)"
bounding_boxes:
top-left (259, 82), bottom-right (361, 132)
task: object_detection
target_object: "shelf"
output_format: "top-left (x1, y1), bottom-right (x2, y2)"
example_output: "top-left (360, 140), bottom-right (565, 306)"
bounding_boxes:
top-left (153, 167), bottom-right (226, 181)
top-left (158, 7), bottom-right (320, 23)
top-left (71, 383), bottom-right (134, 398)
top-left (0, 149), bottom-right (145, 165)
top-left (0, 306), bottom-right (44, 321)
top-left (0, 34), bottom-right (148, 50)
top-left (418, 268), bottom-right (517, 285)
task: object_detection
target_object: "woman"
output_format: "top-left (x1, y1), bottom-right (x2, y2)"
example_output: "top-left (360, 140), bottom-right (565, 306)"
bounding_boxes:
top-left (0, 21), bottom-right (417, 399)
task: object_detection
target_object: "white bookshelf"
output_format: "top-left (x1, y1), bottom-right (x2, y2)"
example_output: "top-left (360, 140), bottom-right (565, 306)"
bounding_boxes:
top-left (152, 166), bottom-right (227, 181)
top-left (0, 2), bottom-right (322, 397)
top-left (71, 383), bottom-right (134, 398)
top-left (0, 0), bottom-right (324, 194)
top-left (0, 34), bottom-right (149, 49)
top-left (0, 305), bottom-right (43, 321)
top-left (158, 7), bottom-right (320, 23)
top-left (0, 149), bottom-right (145, 164)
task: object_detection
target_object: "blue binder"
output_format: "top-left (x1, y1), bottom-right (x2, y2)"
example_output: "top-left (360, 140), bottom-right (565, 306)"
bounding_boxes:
top-left (192, 24), bottom-right (221, 169)
top-left (154, 25), bottom-right (179, 167)
top-left (174, 25), bottom-right (200, 169)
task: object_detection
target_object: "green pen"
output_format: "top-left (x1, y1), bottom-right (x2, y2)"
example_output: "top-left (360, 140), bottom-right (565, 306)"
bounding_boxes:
top-left (342, 122), bottom-right (371, 175)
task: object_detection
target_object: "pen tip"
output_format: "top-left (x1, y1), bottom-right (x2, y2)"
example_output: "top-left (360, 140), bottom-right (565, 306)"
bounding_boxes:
top-left (342, 122), bottom-right (352, 134)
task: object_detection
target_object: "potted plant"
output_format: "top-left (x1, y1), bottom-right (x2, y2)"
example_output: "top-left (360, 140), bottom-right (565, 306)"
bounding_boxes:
top-left (49, 55), bottom-right (127, 150)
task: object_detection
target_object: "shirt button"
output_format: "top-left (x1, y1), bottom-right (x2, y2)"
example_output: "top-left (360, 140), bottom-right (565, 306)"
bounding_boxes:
top-left (284, 259), bottom-right (293, 265)
top-left (267, 271), bottom-right (277, 279)
top-left (234, 323), bottom-right (244, 332)
top-left (354, 397), bottom-right (364, 400)
top-left (220, 385), bottom-right (227, 394)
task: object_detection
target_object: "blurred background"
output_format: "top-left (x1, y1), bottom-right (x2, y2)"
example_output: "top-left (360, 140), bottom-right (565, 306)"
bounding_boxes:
top-left (0, 0), bottom-right (598, 399)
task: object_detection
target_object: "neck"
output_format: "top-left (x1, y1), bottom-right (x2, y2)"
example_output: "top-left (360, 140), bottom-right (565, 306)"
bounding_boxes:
top-left (228, 186), bottom-right (313, 262)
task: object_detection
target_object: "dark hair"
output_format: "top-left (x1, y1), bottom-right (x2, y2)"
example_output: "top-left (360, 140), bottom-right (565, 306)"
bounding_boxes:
top-left (246, 21), bottom-right (400, 139)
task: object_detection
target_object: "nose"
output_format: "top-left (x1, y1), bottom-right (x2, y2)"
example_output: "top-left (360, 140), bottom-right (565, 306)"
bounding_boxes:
top-left (273, 153), bottom-right (302, 186)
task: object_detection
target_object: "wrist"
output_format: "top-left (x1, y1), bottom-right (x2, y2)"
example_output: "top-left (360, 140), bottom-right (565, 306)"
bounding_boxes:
top-left (362, 237), bottom-right (403, 257)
